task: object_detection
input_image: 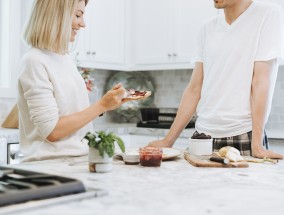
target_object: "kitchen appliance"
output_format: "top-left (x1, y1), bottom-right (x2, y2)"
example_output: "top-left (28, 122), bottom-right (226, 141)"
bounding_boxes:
top-left (0, 166), bottom-right (86, 207)
top-left (137, 108), bottom-right (195, 129)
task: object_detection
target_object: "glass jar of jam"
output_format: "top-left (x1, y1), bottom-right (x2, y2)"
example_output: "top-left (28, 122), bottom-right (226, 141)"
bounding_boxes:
top-left (139, 147), bottom-right (163, 167)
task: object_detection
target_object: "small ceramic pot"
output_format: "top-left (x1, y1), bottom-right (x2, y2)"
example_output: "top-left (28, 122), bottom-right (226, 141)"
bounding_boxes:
top-left (187, 138), bottom-right (213, 155)
top-left (122, 152), bottom-right (140, 165)
top-left (88, 147), bottom-right (113, 173)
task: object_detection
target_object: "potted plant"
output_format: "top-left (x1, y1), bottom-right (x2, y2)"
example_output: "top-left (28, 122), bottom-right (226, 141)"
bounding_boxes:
top-left (83, 131), bottom-right (125, 173)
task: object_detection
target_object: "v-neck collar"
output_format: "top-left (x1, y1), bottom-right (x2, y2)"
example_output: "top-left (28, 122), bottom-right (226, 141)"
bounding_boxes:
top-left (220, 1), bottom-right (255, 30)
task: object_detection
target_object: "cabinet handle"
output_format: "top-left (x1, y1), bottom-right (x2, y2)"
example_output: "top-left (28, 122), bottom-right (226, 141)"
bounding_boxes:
top-left (173, 53), bottom-right (177, 57)
top-left (92, 52), bottom-right (96, 55)
top-left (86, 51), bottom-right (91, 55)
top-left (167, 53), bottom-right (172, 57)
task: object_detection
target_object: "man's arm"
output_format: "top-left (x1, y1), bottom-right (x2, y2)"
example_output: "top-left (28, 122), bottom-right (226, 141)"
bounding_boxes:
top-left (149, 62), bottom-right (204, 147)
top-left (251, 60), bottom-right (283, 159)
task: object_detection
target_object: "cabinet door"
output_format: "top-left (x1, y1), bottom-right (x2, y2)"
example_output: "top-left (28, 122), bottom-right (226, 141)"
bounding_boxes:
top-left (132, 0), bottom-right (173, 65)
top-left (173, 0), bottom-right (217, 64)
top-left (77, 0), bottom-right (125, 67)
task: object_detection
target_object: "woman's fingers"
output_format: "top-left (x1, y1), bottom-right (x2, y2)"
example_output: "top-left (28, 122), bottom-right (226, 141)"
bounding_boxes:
top-left (111, 83), bottom-right (122, 90)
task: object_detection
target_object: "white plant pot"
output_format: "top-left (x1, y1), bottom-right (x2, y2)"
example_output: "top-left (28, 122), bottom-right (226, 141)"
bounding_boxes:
top-left (88, 147), bottom-right (113, 173)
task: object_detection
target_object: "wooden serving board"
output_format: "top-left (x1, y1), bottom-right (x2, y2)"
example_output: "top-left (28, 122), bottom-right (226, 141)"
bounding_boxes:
top-left (184, 152), bottom-right (249, 168)
top-left (1, 104), bottom-right (18, 129)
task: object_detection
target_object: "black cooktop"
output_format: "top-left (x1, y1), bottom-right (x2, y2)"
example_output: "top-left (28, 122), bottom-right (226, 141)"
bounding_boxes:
top-left (0, 166), bottom-right (86, 207)
top-left (137, 121), bottom-right (195, 129)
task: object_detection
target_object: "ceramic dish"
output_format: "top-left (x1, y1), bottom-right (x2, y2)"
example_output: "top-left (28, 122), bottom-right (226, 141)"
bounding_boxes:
top-left (122, 150), bottom-right (140, 165)
top-left (187, 138), bottom-right (213, 155)
top-left (162, 148), bottom-right (181, 160)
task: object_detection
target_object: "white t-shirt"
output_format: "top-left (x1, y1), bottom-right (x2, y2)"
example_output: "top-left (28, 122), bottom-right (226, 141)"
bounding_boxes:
top-left (18, 48), bottom-right (93, 162)
top-left (195, 1), bottom-right (284, 138)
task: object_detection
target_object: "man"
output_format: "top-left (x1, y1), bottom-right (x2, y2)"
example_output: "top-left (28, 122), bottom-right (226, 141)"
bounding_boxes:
top-left (150, 0), bottom-right (284, 159)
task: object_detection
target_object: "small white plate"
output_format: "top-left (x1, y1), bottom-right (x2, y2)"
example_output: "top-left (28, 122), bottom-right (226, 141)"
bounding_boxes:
top-left (115, 147), bottom-right (181, 161)
top-left (162, 148), bottom-right (181, 160)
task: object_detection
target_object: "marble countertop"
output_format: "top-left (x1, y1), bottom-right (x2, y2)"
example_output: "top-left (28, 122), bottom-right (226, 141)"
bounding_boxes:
top-left (95, 122), bottom-right (284, 139)
top-left (94, 123), bottom-right (195, 138)
top-left (0, 123), bottom-right (195, 145)
top-left (1, 144), bottom-right (284, 215)
top-left (0, 128), bottom-right (19, 143)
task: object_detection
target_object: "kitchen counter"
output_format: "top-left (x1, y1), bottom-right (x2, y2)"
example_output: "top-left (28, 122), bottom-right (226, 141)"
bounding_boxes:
top-left (1, 123), bottom-right (283, 142)
top-left (0, 128), bottom-right (19, 143)
top-left (93, 123), bottom-right (195, 138)
top-left (0, 124), bottom-right (193, 142)
top-left (96, 123), bottom-right (284, 139)
top-left (1, 142), bottom-right (284, 215)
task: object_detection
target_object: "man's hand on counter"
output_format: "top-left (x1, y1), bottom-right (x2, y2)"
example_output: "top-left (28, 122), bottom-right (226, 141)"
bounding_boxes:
top-left (148, 139), bottom-right (172, 148)
top-left (252, 146), bottom-right (283, 160)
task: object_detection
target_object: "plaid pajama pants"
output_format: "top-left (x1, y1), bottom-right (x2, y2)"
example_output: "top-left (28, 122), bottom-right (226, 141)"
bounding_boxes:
top-left (212, 131), bottom-right (269, 156)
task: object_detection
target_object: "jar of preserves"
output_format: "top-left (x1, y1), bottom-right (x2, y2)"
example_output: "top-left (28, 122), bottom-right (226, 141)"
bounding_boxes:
top-left (139, 147), bottom-right (163, 167)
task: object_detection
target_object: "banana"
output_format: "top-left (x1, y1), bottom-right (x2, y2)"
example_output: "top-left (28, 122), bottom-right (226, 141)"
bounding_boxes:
top-left (219, 146), bottom-right (244, 162)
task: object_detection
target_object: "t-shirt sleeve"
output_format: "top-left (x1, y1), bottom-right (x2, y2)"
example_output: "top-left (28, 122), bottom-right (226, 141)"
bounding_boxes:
top-left (255, 5), bottom-right (284, 62)
top-left (195, 25), bottom-right (205, 63)
top-left (18, 58), bottom-right (59, 139)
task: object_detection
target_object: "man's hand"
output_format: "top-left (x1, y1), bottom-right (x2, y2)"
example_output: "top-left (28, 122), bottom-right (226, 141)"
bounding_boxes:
top-left (251, 60), bottom-right (283, 160)
top-left (252, 145), bottom-right (283, 159)
top-left (148, 139), bottom-right (172, 148)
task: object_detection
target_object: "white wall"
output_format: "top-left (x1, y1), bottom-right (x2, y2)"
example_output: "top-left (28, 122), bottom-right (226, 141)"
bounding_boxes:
top-left (0, 0), bottom-right (33, 124)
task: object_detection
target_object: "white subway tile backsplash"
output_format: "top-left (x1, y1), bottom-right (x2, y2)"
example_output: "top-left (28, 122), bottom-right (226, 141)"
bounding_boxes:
top-left (276, 98), bottom-right (284, 105)
top-left (277, 67), bottom-right (284, 80)
top-left (270, 123), bottom-right (284, 130)
top-left (267, 114), bottom-right (280, 122)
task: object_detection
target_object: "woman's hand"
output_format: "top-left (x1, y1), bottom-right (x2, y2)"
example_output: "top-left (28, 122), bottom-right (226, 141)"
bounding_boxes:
top-left (98, 83), bottom-right (126, 111)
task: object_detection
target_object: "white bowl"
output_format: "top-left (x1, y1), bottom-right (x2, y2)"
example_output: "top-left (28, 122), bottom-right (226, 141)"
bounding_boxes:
top-left (122, 151), bottom-right (140, 165)
top-left (187, 138), bottom-right (213, 155)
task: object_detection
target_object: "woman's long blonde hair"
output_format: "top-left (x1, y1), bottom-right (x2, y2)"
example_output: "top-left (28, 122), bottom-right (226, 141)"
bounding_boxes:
top-left (24, 0), bottom-right (88, 54)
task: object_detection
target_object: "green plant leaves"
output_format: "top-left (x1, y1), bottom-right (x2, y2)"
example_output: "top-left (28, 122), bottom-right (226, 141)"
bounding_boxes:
top-left (83, 131), bottom-right (125, 158)
top-left (114, 136), bottom-right (125, 153)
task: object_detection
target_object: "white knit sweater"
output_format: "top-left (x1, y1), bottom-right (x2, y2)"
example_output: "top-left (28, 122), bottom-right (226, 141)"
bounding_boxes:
top-left (18, 48), bottom-right (93, 162)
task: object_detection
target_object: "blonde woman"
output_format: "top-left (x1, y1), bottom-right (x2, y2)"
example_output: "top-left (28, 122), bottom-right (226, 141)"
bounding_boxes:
top-left (18, 0), bottom-right (126, 162)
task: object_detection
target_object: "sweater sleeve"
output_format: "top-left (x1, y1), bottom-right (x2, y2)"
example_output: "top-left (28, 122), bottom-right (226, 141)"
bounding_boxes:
top-left (19, 58), bottom-right (59, 139)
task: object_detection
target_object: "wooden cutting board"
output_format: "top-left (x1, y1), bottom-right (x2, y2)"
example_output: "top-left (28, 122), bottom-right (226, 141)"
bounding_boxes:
top-left (1, 104), bottom-right (18, 129)
top-left (184, 151), bottom-right (249, 168)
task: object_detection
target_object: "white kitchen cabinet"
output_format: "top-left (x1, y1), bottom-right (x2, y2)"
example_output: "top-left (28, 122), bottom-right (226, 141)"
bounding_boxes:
top-left (131, 0), bottom-right (172, 66)
top-left (132, 0), bottom-right (217, 68)
top-left (74, 0), bottom-right (125, 69)
top-left (74, 0), bottom-right (217, 71)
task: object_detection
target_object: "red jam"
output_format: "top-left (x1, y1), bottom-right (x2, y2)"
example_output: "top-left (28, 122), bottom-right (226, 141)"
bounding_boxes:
top-left (139, 147), bottom-right (163, 167)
